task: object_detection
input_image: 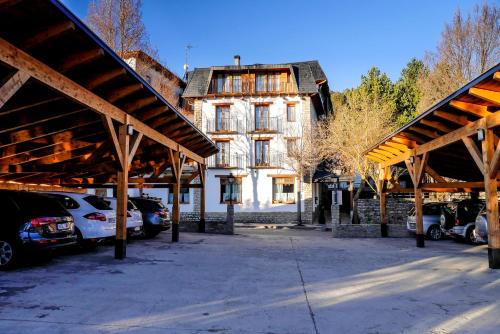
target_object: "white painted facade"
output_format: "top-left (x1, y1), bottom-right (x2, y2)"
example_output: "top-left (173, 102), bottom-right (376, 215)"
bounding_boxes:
top-left (199, 95), bottom-right (318, 214)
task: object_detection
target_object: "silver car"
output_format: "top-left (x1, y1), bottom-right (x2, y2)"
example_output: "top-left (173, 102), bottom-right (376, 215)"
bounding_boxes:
top-left (407, 203), bottom-right (453, 240)
top-left (474, 203), bottom-right (500, 244)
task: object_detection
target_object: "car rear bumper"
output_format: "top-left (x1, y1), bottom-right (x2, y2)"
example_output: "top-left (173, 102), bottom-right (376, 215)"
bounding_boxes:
top-left (22, 235), bottom-right (77, 250)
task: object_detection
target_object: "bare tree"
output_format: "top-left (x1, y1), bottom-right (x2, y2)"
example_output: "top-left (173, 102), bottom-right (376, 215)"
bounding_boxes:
top-left (86, 0), bottom-right (155, 56)
top-left (417, 3), bottom-right (499, 112)
top-left (285, 121), bottom-right (320, 224)
top-left (319, 83), bottom-right (395, 223)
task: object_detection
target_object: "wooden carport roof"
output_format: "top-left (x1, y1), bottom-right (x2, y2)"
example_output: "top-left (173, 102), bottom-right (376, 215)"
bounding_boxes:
top-left (365, 63), bottom-right (500, 182)
top-left (365, 63), bottom-right (500, 269)
top-left (0, 0), bottom-right (218, 186)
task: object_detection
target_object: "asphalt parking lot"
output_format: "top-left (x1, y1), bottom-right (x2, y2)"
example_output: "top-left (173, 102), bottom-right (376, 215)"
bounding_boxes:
top-left (1, 228), bottom-right (499, 334)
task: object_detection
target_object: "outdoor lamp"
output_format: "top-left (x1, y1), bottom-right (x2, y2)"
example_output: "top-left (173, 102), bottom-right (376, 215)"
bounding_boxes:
top-left (477, 128), bottom-right (485, 141)
top-left (409, 156), bottom-right (415, 165)
top-left (228, 173), bottom-right (235, 205)
top-left (127, 124), bottom-right (134, 136)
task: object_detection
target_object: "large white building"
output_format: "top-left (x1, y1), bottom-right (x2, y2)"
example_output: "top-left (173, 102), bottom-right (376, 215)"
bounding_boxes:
top-left (182, 56), bottom-right (333, 223)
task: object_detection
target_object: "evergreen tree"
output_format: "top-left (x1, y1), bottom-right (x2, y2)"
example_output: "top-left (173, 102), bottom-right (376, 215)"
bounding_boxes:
top-left (393, 58), bottom-right (424, 127)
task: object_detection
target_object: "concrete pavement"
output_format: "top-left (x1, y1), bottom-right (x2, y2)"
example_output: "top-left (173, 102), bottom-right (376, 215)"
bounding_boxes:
top-left (0, 228), bottom-right (499, 333)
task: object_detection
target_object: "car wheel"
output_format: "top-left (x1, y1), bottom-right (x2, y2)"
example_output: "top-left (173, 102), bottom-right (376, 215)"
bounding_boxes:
top-left (465, 226), bottom-right (477, 244)
top-left (141, 226), bottom-right (161, 239)
top-left (0, 239), bottom-right (18, 270)
top-left (427, 226), bottom-right (443, 241)
top-left (75, 228), bottom-right (98, 251)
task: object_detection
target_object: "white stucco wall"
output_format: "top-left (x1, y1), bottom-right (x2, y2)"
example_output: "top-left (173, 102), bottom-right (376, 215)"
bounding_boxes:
top-left (199, 95), bottom-right (317, 213)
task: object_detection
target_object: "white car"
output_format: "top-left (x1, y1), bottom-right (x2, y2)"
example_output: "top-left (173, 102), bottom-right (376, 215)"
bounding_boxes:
top-left (43, 192), bottom-right (117, 243)
top-left (104, 197), bottom-right (143, 235)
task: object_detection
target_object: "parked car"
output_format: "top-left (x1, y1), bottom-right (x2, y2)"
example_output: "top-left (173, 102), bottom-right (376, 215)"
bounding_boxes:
top-left (0, 190), bottom-right (76, 269)
top-left (407, 202), bottom-right (454, 240)
top-left (473, 203), bottom-right (500, 243)
top-left (44, 192), bottom-right (116, 246)
top-left (129, 196), bottom-right (171, 238)
top-left (103, 197), bottom-right (143, 236)
top-left (446, 199), bottom-right (484, 244)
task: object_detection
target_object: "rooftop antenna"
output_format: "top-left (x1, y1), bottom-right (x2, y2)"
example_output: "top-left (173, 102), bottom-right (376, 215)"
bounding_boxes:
top-left (183, 44), bottom-right (193, 81)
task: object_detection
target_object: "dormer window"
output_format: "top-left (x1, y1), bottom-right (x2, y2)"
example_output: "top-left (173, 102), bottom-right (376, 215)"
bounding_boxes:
top-left (232, 74), bottom-right (241, 92)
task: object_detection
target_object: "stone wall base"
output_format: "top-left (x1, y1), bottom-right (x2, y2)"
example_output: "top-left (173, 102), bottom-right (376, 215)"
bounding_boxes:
top-left (180, 212), bottom-right (233, 235)
top-left (191, 212), bottom-right (309, 224)
top-left (332, 224), bottom-right (410, 238)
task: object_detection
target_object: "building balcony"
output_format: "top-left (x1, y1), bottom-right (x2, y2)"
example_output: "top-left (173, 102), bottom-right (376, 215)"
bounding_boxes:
top-left (207, 153), bottom-right (245, 169)
top-left (247, 117), bottom-right (282, 134)
top-left (249, 152), bottom-right (285, 169)
top-left (208, 81), bottom-right (296, 96)
top-left (206, 117), bottom-right (242, 134)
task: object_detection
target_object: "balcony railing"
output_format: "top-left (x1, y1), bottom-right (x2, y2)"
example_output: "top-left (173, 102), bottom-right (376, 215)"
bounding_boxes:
top-left (206, 117), bottom-right (242, 134)
top-left (207, 153), bottom-right (245, 169)
top-left (247, 116), bottom-right (282, 133)
top-left (209, 80), bottom-right (295, 95)
top-left (249, 152), bottom-right (284, 168)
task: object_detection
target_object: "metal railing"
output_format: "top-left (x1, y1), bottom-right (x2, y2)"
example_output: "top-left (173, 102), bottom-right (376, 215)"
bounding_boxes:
top-left (250, 152), bottom-right (284, 168)
top-left (207, 153), bottom-right (245, 169)
top-left (206, 117), bottom-right (242, 133)
top-left (209, 79), bottom-right (295, 95)
top-left (247, 116), bottom-right (282, 133)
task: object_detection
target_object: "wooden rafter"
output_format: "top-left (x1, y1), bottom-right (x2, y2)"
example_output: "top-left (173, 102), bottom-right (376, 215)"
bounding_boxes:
top-left (85, 68), bottom-right (126, 90)
top-left (0, 70), bottom-right (30, 109)
top-left (409, 126), bottom-right (439, 139)
top-left (462, 136), bottom-right (484, 173)
top-left (433, 110), bottom-right (470, 126)
top-left (449, 100), bottom-right (490, 117)
top-left (107, 83), bottom-right (143, 103)
top-left (22, 21), bottom-right (75, 50)
top-left (420, 119), bottom-right (455, 133)
top-left (59, 48), bottom-right (104, 72)
top-left (0, 38), bottom-right (208, 163)
top-left (469, 87), bottom-right (500, 106)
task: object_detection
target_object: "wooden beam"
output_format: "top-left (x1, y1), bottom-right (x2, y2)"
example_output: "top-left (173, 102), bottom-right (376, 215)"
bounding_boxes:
top-left (379, 145), bottom-right (403, 155)
top-left (415, 152), bottom-right (429, 186)
top-left (392, 136), bottom-right (417, 148)
top-left (59, 48), bottom-right (104, 72)
top-left (425, 166), bottom-right (446, 183)
top-left (404, 159), bottom-right (416, 186)
top-left (462, 136), bottom-right (484, 173)
top-left (138, 106), bottom-right (168, 122)
top-left (0, 70), bottom-right (30, 109)
top-left (490, 140), bottom-right (500, 179)
top-left (22, 21), bottom-right (75, 49)
top-left (128, 132), bottom-right (143, 165)
top-left (409, 126), bottom-right (439, 139)
top-left (433, 110), bottom-right (470, 126)
top-left (399, 132), bottom-right (426, 144)
top-left (123, 96), bottom-right (157, 113)
top-left (373, 149), bottom-right (395, 159)
top-left (469, 88), bottom-right (500, 106)
top-left (85, 68), bottom-right (126, 90)
top-left (450, 100), bottom-right (490, 117)
top-left (384, 141), bottom-right (410, 152)
top-left (482, 128), bottom-right (500, 269)
top-left (367, 154), bottom-right (385, 163)
top-left (198, 163), bottom-right (206, 233)
top-left (0, 38), bottom-right (207, 164)
top-left (414, 153), bottom-right (424, 248)
top-left (107, 83), bottom-right (143, 103)
top-left (101, 115), bottom-right (124, 169)
top-left (379, 112), bottom-right (500, 168)
top-left (420, 119), bottom-right (455, 133)
top-left (115, 122), bottom-right (129, 259)
top-left (493, 72), bottom-right (500, 82)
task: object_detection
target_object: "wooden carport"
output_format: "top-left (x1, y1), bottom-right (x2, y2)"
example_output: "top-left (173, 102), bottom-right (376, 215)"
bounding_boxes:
top-left (365, 63), bottom-right (500, 269)
top-left (0, 0), bottom-right (217, 258)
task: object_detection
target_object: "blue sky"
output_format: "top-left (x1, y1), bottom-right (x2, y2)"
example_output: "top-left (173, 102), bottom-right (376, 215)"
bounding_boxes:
top-left (61, 0), bottom-right (482, 91)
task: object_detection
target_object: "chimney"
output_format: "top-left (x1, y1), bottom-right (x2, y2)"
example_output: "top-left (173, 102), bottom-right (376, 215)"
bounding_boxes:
top-left (234, 55), bottom-right (240, 66)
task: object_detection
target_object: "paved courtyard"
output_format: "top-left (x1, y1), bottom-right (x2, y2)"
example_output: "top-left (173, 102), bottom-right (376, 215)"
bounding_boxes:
top-left (0, 228), bottom-right (499, 334)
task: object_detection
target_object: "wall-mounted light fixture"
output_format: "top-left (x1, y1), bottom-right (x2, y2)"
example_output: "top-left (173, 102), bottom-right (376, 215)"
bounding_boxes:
top-left (409, 156), bottom-right (415, 165)
top-left (127, 124), bottom-right (134, 136)
top-left (477, 128), bottom-right (485, 141)
top-left (179, 152), bottom-right (185, 160)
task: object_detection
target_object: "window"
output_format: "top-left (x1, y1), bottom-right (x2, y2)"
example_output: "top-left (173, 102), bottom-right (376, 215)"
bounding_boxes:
top-left (255, 104), bottom-right (269, 130)
top-left (273, 177), bottom-right (295, 204)
top-left (287, 139), bottom-right (297, 156)
top-left (274, 73), bottom-right (281, 91)
top-left (220, 177), bottom-right (242, 203)
top-left (255, 140), bottom-right (270, 166)
top-left (83, 195), bottom-right (112, 210)
top-left (232, 74), bottom-right (241, 92)
top-left (224, 75), bottom-right (231, 93)
top-left (50, 194), bottom-right (80, 209)
top-left (286, 104), bottom-right (296, 122)
top-left (216, 74), bottom-right (225, 93)
top-left (216, 141), bottom-right (230, 167)
top-left (168, 188), bottom-right (190, 204)
top-left (215, 105), bottom-right (230, 131)
top-left (256, 74), bottom-right (266, 92)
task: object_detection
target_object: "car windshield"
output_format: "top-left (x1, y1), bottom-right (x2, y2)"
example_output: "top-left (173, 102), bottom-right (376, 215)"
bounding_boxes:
top-left (18, 195), bottom-right (68, 217)
top-left (49, 194), bottom-right (80, 209)
top-left (83, 196), bottom-right (112, 210)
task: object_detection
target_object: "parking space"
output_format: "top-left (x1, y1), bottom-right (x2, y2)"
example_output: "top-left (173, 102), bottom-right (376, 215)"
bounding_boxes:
top-left (1, 229), bottom-right (499, 334)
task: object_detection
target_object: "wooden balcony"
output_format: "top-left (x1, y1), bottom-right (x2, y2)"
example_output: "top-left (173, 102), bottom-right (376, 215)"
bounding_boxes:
top-left (206, 117), bottom-right (242, 134)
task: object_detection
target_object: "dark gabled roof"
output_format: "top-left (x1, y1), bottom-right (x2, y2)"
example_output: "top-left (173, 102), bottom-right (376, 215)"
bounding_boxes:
top-left (182, 60), bottom-right (328, 98)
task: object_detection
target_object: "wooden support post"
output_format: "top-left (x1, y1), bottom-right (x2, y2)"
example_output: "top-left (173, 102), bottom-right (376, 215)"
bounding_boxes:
top-left (482, 129), bottom-right (500, 269)
top-left (170, 149), bottom-right (185, 242)
top-left (379, 167), bottom-right (389, 237)
top-left (115, 122), bottom-right (130, 259)
top-left (198, 163), bottom-right (206, 233)
top-left (413, 154), bottom-right (425, 248)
